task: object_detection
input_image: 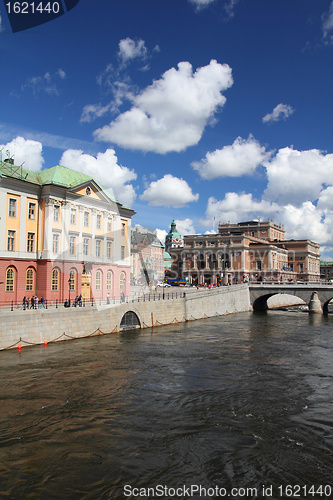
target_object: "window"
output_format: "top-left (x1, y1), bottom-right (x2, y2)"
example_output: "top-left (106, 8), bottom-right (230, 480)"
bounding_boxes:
top-left (96, 214), bottom-right (101, 230)
top-left (54, 205), bottom-right (60, 222)
top-left (84, 211), bottom-right (89, 227)
top-left (120, 271), bottom-right (126, 291)
top-left (107, 271), bottom-right (112, 290)
top-left (8, 198), bottom-right (16, 217)
top-left (96, 239), bottom-right (102, 257)
top-left (299, 263), bottom-right (304, 273)
top-left (51, 269), bottom-right (59, 291)
top-left (121, 245), bottom-right (125, 260)
top-left (70, 208), bottom-right (76, 225)
top-left (107, 240), bottom-right (112, 259)
top-left (26, 268), bottom-right (34, 292)
top-left (83, 237), bottom-right (89, 256)
top-left (96, 270), bottom-right (101, 290)
top-left (53, 233), bottom-right (59, 254)
top-left (7, 230), bottom-right (15, 251)
top-left (6, 267), bottom-right (15, 292)
top-left (107, 217), bottom-right (112, 232)
top-left (121, 223), bottom-right (126, 236)
top-left (69, 236), bottom-right (76, 255)
top-left (27, 232), bottom-right (35, 252)
top-left (28, 202), bottom-right (36, 220)
top-left (256, 260), bottom-right (262, 271)
top-left (69, 269), bottom-right (75, 291)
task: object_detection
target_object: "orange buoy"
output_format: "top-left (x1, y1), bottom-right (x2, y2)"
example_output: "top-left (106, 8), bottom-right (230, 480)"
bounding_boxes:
top-left (17, 345), bottom-right (22, 351)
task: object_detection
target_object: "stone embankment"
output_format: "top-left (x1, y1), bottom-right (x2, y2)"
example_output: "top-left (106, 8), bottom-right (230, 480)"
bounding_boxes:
top-left (0, 284), bottom-right (251, 351)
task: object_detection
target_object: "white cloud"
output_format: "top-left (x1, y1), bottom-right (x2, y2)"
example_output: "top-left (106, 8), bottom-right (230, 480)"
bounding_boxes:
top-left (0, 136), bottom-right (44, 171)
top-left (56, 69), bottom-right (66, 79)
top-left (322, 1), bottom-right (333, 44)
top-left (60, 148), bottom-right (137, 207)
top-left (175, 218), bottom-right (196, 236)
top-left (80, 103), bottom-right (114, 123)
top-left (262, 103), bottom-right (294, 123)
top-left (18, 69), bottom-right (66, 97)
top-left (192, 135), bottom-right (269, 179)
top-left (189, 0), bottom-right (215, 10)
top-left (140, 174), bottom-right (199, 208)
top-left (263, 146), bottom-right (333, 205)
top-left (155, 228), bottom-right (167, 245)
top-left (118, 38), bottom-right (148, 64)
top-left (94, 59), bottom-right (233, 153)
top-left (204, 193), bottom-right (279, 225)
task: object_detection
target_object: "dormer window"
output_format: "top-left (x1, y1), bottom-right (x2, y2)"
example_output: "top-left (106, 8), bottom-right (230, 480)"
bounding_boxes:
top-left (85, 186), bottom-right (91, 196)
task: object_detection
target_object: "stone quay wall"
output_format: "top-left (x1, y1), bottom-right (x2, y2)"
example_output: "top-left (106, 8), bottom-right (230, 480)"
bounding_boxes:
top-left (0, 284), bottom-right (251, 350)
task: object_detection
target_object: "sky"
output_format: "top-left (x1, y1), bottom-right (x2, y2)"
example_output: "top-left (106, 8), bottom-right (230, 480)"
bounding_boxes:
top-left (1, 0), bottom-right (333, 258)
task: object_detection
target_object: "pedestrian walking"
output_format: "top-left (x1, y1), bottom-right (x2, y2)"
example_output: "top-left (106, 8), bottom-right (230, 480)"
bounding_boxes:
top-left (40, 297), bottom-right (45, 309)
top-left (21, 296), bottom-right (26, 310)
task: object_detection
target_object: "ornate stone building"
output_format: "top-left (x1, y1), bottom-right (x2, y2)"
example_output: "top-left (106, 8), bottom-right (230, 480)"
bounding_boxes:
top-left (168, 220), bottom-right (320, 285)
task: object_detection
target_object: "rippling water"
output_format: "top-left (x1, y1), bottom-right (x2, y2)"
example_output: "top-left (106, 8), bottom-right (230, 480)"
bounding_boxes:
top-left (0, 311), bottom-right (332, 499)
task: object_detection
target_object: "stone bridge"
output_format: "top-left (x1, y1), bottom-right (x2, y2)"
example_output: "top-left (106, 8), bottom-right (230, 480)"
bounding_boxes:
top-left (249, 284), bottom-right (333, 313)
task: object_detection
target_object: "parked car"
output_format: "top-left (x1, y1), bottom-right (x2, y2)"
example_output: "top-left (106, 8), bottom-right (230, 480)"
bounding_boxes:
top-left (157, 282), bottom-right (171, 287)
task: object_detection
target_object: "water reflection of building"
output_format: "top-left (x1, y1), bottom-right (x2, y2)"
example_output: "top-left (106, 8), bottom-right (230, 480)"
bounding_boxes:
top-left (131, 225), bottom-right (164, 284)
top-left (0, 159), bottom-right (134, 305)
top-left (168, 220), bottom-right (320, 285)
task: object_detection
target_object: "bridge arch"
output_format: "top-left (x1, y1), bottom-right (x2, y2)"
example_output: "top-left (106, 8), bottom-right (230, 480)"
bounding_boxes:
top-left (252, 292), bottom-right (306, 312)
top-left (120, 311), bottom-right (141, 331)
top-left (323, 296), bottom-right (333, 315)
top-left (253, 293), bottom-right (275, 312)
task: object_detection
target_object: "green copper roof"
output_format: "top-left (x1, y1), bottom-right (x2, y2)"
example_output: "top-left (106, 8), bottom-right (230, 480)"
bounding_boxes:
top-left (37, 165), bottom-right (94, 188)
top-left (166, 219), bottom-right (182, 242)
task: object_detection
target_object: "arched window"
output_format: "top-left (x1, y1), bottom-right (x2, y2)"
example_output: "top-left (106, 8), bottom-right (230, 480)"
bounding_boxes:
top-left (6, 267), bottom-right (15, 292)
top-left (95, 270), bottom-right (101, 290)
top-left (120, 271), bottom-right (126, 291)
top-left (26, 268), bottom-right (35, 291)
top-left (69, 269), bottom-right (76, 291)
top-left (106, 270), bottom-right (112, 291)
top-left (52, 268), bottom-right (59, 291)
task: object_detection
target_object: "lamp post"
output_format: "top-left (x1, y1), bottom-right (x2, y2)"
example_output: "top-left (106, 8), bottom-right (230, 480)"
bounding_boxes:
top-left (68, 277), bottom-right (72, 307)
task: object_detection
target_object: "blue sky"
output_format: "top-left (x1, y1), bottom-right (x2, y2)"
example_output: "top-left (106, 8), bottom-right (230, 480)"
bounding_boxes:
top-left (1, 0), bottom-right (333, 257)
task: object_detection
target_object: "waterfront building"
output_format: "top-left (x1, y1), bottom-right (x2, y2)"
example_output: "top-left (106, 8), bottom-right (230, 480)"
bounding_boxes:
top-left (320, 261), bottom-right (333, 281)
top-left (0, 159), bottom-right (135, 305)
top-left (168, 219), bottom-right (320, 285)
top-left (131, 225), bottom-right (164, 284)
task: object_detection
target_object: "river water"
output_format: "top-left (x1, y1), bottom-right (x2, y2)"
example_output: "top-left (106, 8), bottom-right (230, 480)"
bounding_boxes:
top-left (0, 311), bottom-right (332, 500)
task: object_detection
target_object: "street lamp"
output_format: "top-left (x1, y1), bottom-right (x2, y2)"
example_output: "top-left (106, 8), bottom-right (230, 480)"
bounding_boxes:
top-left (68, 277), bottom-right (72, 306)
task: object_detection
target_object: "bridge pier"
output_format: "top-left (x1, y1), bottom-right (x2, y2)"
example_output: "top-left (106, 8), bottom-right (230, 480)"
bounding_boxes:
top-left (308, 291), bottom-right (322, 314)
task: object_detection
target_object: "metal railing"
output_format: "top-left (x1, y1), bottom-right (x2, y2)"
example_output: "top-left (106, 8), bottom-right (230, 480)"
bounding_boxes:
top-left (0, 291), bottom-right (187, 311)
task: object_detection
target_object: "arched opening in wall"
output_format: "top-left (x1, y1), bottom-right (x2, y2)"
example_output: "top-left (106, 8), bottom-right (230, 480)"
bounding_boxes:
top-left (120, 311), bottom-right (141, 331)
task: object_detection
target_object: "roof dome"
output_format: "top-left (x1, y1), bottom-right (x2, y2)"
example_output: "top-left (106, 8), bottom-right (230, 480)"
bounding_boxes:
top-left (166, 219), bottom-right (182, 244)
